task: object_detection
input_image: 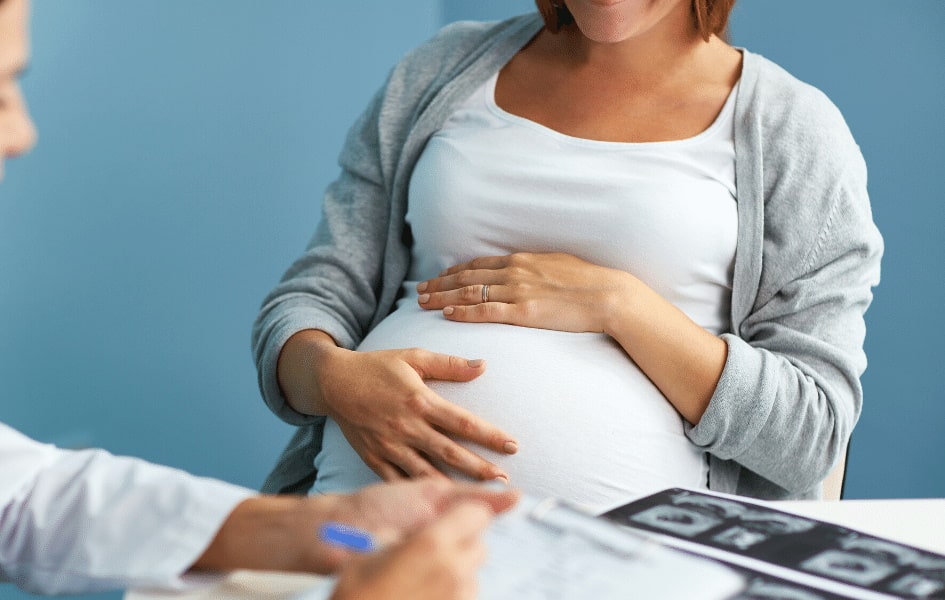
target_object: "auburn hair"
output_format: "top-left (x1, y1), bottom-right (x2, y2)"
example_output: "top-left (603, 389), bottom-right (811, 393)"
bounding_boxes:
top-left (534, 0), bottom-right (737, 41)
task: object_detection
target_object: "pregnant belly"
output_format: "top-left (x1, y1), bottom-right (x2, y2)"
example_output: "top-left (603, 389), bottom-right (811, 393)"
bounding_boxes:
top-left (313, 302), bottom-right (707, 512)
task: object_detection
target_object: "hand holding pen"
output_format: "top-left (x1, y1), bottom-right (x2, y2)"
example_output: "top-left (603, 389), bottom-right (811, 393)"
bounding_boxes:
top-left (320, 480), bottom-right (518, 600)
top-left (191, 478), bottom-right (518, 598)
top-left (319, 478), bottom-right (518, 556)
top-left (328, 501), bottom-right (499, 600)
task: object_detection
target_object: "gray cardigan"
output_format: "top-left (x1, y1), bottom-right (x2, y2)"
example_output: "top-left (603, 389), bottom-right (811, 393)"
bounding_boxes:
top-left (252, 14), bottom-right (883, 501)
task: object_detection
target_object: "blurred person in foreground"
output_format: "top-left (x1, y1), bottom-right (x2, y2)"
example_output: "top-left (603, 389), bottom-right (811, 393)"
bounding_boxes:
top-left (0, 0), bottom-right (518, 597)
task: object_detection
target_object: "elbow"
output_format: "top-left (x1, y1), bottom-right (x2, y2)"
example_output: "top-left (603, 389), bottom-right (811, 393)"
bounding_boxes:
top-left (786, 397), bottom-right (856, 495)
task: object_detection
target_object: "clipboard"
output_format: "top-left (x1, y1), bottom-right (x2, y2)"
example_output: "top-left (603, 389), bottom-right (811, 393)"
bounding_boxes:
top-left (476, 493), bottom-right (745, 599)
top-left (291, 491), bottom-right (746, 600)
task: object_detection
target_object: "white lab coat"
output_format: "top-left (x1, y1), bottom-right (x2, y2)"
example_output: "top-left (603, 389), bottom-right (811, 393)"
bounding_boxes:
top-left (0, 422), bottom-right (253, 594)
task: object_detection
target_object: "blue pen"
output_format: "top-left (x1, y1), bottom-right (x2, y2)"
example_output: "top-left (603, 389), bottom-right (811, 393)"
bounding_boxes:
top-left (319, 522), bottom-right (377, 553)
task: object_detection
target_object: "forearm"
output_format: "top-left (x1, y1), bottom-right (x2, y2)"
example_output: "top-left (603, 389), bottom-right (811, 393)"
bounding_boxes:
top-left (277, 329), bottom-right (346, 416)
top-left (195, 480), bottom-right (520, 582)
top-left (603, 275), bottom-right (727, 426)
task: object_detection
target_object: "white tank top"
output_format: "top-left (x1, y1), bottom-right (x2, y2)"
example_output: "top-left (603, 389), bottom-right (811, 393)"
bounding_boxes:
top-left (312, 73), bottom-right (739, 512)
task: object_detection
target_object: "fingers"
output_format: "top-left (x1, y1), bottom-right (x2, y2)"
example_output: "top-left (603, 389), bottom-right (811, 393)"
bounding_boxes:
top-left (336, 393), bottom-right (511, 483)
top-left (410, 348), bottom-right (487, 383)
top-left (436, 255), bottom-right (510, 277)
top-left (368, 358), bottom-right (517, 481)
top-left (339, 421), bottom-right (449, 481)
top-left (391, 353), bottom-right (518, 463)
top-left (407, 503), bottom-right (492, 600)
top-left (441, 300), bottom-right (523, 325)
top-left (425, 395), bottom-right (517, 453)
top-left (446, 483), bottom-right (521, 515)
top-left (419, 282), bottom-right (512, 310)
top-left (361, 397), bottom-right (513, 482)
top-left (318, 479), bottom-right (519, 563)
top-left (406, 368), bottom-right (518, 466)
top-left (412, 501), bottom-right (493, 579)
top-left (416, 254), bottom-right (512, 305)
top-left (385, 478), bottom-right (519, 518)
top-left (372, 461), bottom-right (407, 482)
top-left (416, 254), bottom-right (532, 311)
top-left (427, 501), bottom-right (495, 545)
top-left (418, 427), bottom-right (511, 483)
top-left (338, 502), bottom-right (493, 600)
top-left (384, 446), bottom-right (451, 481)
top-left (421, 270), bottom-right (504, 296)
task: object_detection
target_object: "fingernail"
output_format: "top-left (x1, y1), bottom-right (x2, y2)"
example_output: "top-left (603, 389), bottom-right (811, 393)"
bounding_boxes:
top-left (443, 306), bottom-right (455, 316)
top-left (418, 293), bottom-right (430, 304)
top-left (467, 358), bottom-right (484, 368)
top-left (417, 281), bottom-right (428, 292)
top-left (503, 441), bottom-right (518, 454)
top-left (494, 474), bottom-right (510, 485)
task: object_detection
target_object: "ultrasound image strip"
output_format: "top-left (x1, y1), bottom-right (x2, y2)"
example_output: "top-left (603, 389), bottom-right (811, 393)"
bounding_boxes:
top-left (602, 489), bottom-right (945, 599)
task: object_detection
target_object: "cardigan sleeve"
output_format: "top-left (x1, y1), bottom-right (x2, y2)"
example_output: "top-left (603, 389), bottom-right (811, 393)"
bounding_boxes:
top-left (687, 80), bottom-right (884, 497)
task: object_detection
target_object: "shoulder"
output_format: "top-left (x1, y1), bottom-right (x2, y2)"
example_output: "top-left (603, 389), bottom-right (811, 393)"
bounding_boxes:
top-left (739, 50), bottom-right (864, 180)
top-left (735, 55), bottom-right (881, 316)
top-left (740, 50), bottom-right (851, 138)
top-left (416, 18), bottom-right (520, 59)
top-left (387, 14), bottom-right (542, 95)
top-left (338, 15), bottom-right (539, 173)
top-left (736, 52), bottom-right (880, 295)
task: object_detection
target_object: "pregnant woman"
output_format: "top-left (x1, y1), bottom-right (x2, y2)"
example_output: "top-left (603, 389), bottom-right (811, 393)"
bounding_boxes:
top-left (253, 0), bottom-right (882, 511)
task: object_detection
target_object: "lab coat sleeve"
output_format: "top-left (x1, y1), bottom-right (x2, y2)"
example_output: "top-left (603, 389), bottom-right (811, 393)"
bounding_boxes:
top-left (0, 422), bottom-right (254, 595)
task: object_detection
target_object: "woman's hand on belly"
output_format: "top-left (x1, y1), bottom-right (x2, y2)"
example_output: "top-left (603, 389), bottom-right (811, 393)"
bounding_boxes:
top-left (311, 343), bottom-right (518, 482)
top-left (416, 252), bottom-right (631, 333)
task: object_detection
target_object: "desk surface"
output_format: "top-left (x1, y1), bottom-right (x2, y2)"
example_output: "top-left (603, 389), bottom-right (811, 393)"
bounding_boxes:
top-left (126, 497), bottom-right (945, 600)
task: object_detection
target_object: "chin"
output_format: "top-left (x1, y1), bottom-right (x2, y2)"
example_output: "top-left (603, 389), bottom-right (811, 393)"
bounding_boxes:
top-left (569, 7), bottom-right (642, 43)
top-left (573, 20), bottom-right (639, 44)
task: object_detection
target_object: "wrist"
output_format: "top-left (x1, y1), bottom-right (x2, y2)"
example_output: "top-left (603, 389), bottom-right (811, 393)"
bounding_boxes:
top-left (600, 271), bottom-right (643, 338)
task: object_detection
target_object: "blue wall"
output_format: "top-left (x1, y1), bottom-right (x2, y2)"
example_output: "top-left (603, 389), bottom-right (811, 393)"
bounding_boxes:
top-left (0, 1), bottom-right (942, 598)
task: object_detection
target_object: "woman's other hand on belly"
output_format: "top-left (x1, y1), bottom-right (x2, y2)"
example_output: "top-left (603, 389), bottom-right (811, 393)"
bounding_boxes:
top-left (279, 330), bottom-right (518, 482)
top-left (416, 252), bottom-right (631, 334)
